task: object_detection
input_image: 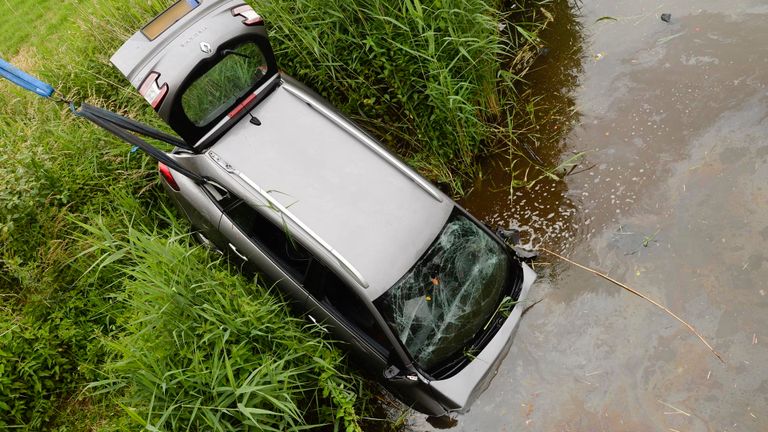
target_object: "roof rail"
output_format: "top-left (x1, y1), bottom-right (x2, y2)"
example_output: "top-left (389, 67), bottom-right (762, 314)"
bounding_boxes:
top-left (282, 84), bottom-right (444, 203)
top-left (208, 151), bottom-right (370, 288)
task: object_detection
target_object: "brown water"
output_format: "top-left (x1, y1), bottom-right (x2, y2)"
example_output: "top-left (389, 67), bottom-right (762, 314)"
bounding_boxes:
top-left (406, 1), bottom-right (768, 430)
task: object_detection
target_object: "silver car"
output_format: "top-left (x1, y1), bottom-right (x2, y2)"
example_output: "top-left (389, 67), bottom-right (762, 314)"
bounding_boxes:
top-left (110, 0), bottom-right (536, 416)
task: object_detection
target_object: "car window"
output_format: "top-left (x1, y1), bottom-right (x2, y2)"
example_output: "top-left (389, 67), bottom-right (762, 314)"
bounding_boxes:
top-left (374, 211), bottom-right (511, 371)
top-left (181, 41), bottom-right (268, 126)
top-left (224, 200), bottom-right (311, 281)
top-left (304, 261), bottom-right (392, 355)
top-left (208, 188), bottom-right (391, 355)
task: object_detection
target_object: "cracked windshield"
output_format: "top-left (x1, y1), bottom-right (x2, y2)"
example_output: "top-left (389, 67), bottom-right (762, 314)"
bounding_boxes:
top-left (375, 212), bottom-right (510, 370)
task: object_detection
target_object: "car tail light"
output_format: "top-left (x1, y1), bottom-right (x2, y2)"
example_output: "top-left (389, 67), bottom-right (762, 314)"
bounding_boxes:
top-left (158, 162), bottom-right (180, 191)
top-left (231, 5), bottom-right (263, 25)
top-left (139, 72), bottom-right (168, 109)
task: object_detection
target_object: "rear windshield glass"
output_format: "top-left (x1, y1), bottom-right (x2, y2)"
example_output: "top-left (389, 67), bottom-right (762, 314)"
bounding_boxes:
top-left (181, 41), bottom-right (268, 126)
top-left (374, 212), bottom-right (510, 370)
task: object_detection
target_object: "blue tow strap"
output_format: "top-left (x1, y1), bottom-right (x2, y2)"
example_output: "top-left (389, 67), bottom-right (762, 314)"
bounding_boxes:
top-left (0, 57), bottom-right (202, 180)
top-left (0, 57), bottom-right (55, 98)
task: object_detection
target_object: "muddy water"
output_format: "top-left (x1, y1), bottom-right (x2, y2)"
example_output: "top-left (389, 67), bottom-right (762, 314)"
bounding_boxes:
top-left (407, 1), bottom-right (768, 430)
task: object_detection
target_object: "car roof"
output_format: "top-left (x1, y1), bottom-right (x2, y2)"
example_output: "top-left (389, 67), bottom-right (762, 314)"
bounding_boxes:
top-left (208, 81), bottom-right (455, 299)
top-left (112, 0), bottom-right (455, 298)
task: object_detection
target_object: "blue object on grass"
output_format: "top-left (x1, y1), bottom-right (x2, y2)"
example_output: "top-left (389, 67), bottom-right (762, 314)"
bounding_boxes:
top-left (0, 57), bottom-right (55, 98)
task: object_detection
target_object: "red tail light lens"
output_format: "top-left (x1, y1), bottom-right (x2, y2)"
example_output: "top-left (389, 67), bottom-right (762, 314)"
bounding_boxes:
top-left (158, 162), bottom-right (180, 191)
top-left (232, 5), bottom-right (263, 25)
top-left (139, 72), bottom-right (168, 109)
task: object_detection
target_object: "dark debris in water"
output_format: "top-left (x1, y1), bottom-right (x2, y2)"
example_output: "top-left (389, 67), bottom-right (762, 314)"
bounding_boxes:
top-left (661, 13), bottom-right (672, 23)
top-left (426, 415), bottom-right (459, 429)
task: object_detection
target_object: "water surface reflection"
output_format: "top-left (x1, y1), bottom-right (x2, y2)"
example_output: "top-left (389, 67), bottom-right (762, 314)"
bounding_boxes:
top-left (462, 0), bottom-right (585, 255)
top-left (408, 0), bottom-right (768, 430)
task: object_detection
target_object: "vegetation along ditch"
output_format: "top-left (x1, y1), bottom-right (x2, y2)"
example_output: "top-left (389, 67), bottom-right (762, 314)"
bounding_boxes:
top-left (0, 0), bottom-right (569, 430)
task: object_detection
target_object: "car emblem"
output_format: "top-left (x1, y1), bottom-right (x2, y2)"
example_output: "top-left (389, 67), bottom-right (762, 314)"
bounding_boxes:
top-left (199, 42), bottom-right (212, 54)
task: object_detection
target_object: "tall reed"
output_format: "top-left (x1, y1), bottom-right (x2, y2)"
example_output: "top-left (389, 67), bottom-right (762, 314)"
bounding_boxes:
top-left (252, 0), bottom-right (552, 193)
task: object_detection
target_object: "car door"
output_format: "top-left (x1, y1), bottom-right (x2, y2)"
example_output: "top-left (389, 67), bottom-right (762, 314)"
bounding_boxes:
top-left (301, 260), bottom-right (392, 370)
top-left (216, 197), bottom-right (312, 306)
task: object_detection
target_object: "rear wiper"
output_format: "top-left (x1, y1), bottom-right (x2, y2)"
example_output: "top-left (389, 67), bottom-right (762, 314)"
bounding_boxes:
top-left (221, 49), bottom-right (252, 60)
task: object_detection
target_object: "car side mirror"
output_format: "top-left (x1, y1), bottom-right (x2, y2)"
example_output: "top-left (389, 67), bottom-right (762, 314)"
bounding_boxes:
top-left (495, 226), bottom-right (539, 260)
top-left (383, 364), bottom-right (418, 383)
top-left (495, 226), bottom-right (521, 244)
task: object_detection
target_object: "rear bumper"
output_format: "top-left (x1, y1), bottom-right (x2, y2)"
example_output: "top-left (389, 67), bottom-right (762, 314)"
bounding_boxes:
top-left (428, 262), bottom-right (536, 413)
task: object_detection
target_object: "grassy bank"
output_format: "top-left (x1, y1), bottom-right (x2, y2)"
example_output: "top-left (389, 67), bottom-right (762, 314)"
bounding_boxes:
top-left (257, 0), bottom-right (554, 193)
top-left (0, 0), bottom-right (559, 430)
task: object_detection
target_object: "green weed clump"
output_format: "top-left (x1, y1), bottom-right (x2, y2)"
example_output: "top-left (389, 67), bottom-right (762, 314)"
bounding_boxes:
top-left (254, 0), bottom-right (553, 193)
top-left (0, 90), bottom-right (162, 430)
top-left (77, 217), bottom-right (365, 431)
top-left (0, 308), bottom-right (80, 429)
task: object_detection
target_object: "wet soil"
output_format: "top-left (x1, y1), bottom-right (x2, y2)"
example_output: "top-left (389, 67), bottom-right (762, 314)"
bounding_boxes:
top-left (407, 0), bottom-right (768, 430)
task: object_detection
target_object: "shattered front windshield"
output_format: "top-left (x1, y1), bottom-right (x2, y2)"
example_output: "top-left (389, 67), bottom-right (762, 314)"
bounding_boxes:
top-left (374, 211), bottom-right (510, 371)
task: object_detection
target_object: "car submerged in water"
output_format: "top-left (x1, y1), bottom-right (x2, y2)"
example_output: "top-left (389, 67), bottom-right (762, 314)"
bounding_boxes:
top-left (109, 0), bottom-right (536, 416)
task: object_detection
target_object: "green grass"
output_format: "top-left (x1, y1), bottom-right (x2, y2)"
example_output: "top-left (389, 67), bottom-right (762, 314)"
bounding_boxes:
top-left (0, 0), bottom-right (81, 57)
top-left (254, 0), bottom-right (555, 193)
top-left (0, 0), bottom-right (371, 429)
top-left (0, 0), bottom-right (563, 429)
top-left (76, 213), bottom-right (366, 431)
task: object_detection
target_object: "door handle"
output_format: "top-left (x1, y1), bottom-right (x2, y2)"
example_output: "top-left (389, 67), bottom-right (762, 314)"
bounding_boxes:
top-left (228, 243), bottom-right (248, 261)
